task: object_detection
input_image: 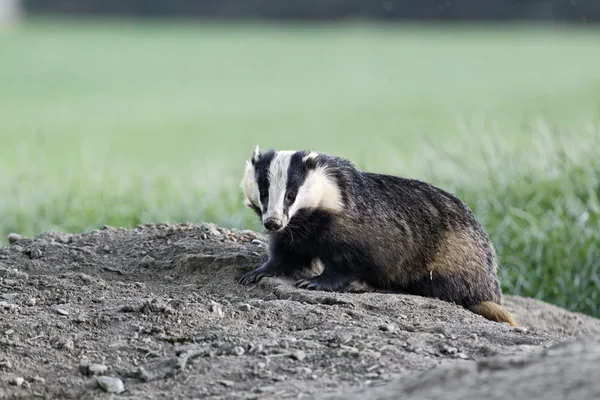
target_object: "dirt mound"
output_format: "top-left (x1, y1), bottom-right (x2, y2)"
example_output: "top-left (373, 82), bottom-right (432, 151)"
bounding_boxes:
top-left (321, 334), bottom-right (600, 400)
top-left (1, 222), bottom-right (599, 399)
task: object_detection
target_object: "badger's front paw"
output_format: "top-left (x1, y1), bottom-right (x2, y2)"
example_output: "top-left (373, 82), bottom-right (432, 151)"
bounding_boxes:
top-left (239, 263), bottom-right (276, 285)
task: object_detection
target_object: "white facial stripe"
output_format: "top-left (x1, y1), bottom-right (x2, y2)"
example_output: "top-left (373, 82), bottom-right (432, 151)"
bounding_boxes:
top-left (265, 150), bottom-right (295, 221)
top-left (288, 166), bottom-right (343, 218)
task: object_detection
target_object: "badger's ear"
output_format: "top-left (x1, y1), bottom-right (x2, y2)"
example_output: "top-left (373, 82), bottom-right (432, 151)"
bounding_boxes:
top-left (302, 152), bottom-right (318, 170)
top-left (250, 145), bottom-right (260, 165)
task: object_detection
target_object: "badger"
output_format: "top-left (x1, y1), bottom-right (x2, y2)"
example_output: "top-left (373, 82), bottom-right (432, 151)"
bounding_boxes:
top-left (238, 146), bottom-right (516, 326)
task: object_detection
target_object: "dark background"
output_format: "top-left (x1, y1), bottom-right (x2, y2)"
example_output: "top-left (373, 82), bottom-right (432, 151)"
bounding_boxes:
top-left (21, 0), bottom-right (600, 23)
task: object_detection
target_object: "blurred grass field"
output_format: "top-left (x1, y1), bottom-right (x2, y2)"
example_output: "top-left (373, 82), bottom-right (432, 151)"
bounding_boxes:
top-left (1, 18), bottom-right (599, 317)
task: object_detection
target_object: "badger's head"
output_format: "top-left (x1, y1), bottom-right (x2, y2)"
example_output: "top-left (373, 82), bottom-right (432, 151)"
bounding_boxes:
top-left (241, 146), bottom-right (343, 233)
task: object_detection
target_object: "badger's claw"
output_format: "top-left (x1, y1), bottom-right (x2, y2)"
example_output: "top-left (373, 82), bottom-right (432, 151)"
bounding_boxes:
top-left (294, 275), bottom-right (343, 292)
top-left (239, 265), bottom-right (274, 285)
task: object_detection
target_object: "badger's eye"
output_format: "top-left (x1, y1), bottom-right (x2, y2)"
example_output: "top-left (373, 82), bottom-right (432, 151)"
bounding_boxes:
top-left (286, 191), bottom-right (296, 202)
top-left (260, 189), bottom-right (268, 198)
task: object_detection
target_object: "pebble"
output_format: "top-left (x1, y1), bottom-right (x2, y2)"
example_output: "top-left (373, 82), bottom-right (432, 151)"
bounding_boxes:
top-left (379, 323), bottom-right (396, 332)
top-left (0, 300), bottom-right (11, 308)
top-left (290, 350), bottom-right (306, 361)
top-left (232, 346), bottom-right (245, 356)
top-left (256, 362), bottom-right (266, 369)
top-left (25, 298), bottom-right (36, 306)
top-left (10, 377), bottom-right (25, 386)
top-left (258, 385), bottom-right (276, 393)
top-left (251, 239), bottom-right (265, 246)
top-left (81, 363), bottom-right (108, 376)
top-left (513, 326), bottom-right (528, 333)
top-left (238, 303), bottom-right (252, 312)
top-left (0, 359), bottom-right (13, 370)
top-left (441, 345), bottom-right (458, 355)
top-left (63, 340), bottom-right (74, 351)
top-left (56, 308), bottom-right (69, 316)
top-left (207, 226), bottom-right (221, 236)
top-left (469, 333), bottom-right (478, 340)
top-left (219, 380), bottom-right (235, 387)
top-left (140, 255), bottom-right (156, 268)
top-left (28, 248), bottom-right (43, 259)
top-left (96, 376), bottom-right (125, 394)
top-left (209, 302), bottom-right (224, 318)
top-left (7, 233), bottom-right (24, 244)
top-left (455, 353), bottom-right (469, 359)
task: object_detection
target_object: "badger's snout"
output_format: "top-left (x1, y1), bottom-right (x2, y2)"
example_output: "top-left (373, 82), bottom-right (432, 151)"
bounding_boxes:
top-left (264, 217), bottom-right (283, 232)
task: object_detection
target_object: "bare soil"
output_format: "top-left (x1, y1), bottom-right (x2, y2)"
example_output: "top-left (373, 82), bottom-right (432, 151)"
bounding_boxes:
top-left (1, 222), bottom-right (599, 399)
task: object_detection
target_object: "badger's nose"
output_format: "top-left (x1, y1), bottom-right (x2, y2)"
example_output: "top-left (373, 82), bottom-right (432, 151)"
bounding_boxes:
top-left (264, 218), bottom-right (283, 232)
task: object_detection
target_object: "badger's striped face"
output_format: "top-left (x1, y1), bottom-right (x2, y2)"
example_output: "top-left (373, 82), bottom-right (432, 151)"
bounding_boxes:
top-left (241, 146), bottom-right (343, 232)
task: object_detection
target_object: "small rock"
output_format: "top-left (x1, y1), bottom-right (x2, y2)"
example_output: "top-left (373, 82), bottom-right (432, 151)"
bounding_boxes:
top-left (10, 377), bottom-right (25, 386)
top-left (25, 298), bottom-right (36, 306)
top-left (297, 367), bottom-right (312, 374)
top-left (209, 302), bottom-right (224, 318)
top-left (256, 362), bottom-right (266, 369)
top-left (89, 364), bottom-right (108, 375)
top-left (238, 303), bottom-right (251, 312)
top-left (219, 380), bottom-right (235, 387)
top-left (258, 385), bottom-right (276, 393)
top-left (206, 226), bottom-right (221, 236)
top-left (81, 363), bottom-right (108, 376)
top-left (251, 239), bottom-right (265, 246)
top-left (0, 301), bottom-right (15, 310)
top-left (139, 255), bottom-right (156, 268)
top-left (0, 359), bottom-right (12, 370)
top-left (248, 343), bottom-right (264, 354)
top-left (28, 248), bottom-right (42, 259)
top-left (455, 353), bottom-right (469, 359)
top-left (96, 376), bottom-right (125, 394)
top-left (513, 326), bottom-right (528, 333)
top-left (7, 233), bottom-right (24, 244)
top-left (379, 323), bottom-right (396, 332)
top-left (469, 333), bottom-right (478, 340)
top-left (290, 350), bottom-right (306, 361)
top-left (365, 372), bottom-right (379, 379)
top-left (56, 308), bottom-right (69, 316)
top-left (32, 376), bottom-right (45, 384)
top-left (63, 340), bottom-right (74, 351)
top-left (441, 345), bottom-right (458, 355)
top-left (232, 346), bottom-right (245, 356)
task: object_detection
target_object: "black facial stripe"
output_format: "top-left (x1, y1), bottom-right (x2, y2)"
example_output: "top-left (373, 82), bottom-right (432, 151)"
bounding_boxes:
top-left (283, 151), bottom-right (311, 215)
top-left (254, 150), bottom-right (276, 214)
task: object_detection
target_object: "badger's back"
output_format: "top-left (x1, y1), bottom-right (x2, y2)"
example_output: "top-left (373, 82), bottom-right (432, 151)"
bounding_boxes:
top-left (323, 167), bottom-right (501, 305)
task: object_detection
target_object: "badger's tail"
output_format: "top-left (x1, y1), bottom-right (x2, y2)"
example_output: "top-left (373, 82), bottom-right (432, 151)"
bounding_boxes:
top-left (469, 301), bottom-right (516, 326)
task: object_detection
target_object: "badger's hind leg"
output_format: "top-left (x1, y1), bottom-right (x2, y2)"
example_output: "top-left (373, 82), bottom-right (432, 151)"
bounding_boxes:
top-left (405, 228), bottom-right (516, 326)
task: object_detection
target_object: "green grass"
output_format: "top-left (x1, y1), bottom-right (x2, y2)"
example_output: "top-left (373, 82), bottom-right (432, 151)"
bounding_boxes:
top-left (0, 17), bottom-right (599, 317)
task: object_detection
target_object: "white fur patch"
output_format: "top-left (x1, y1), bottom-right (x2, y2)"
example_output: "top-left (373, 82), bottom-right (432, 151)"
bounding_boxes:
top-left (241, 160), bottom-right (260, 210)
top-left (288, 165), bottom-right (344, 218)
